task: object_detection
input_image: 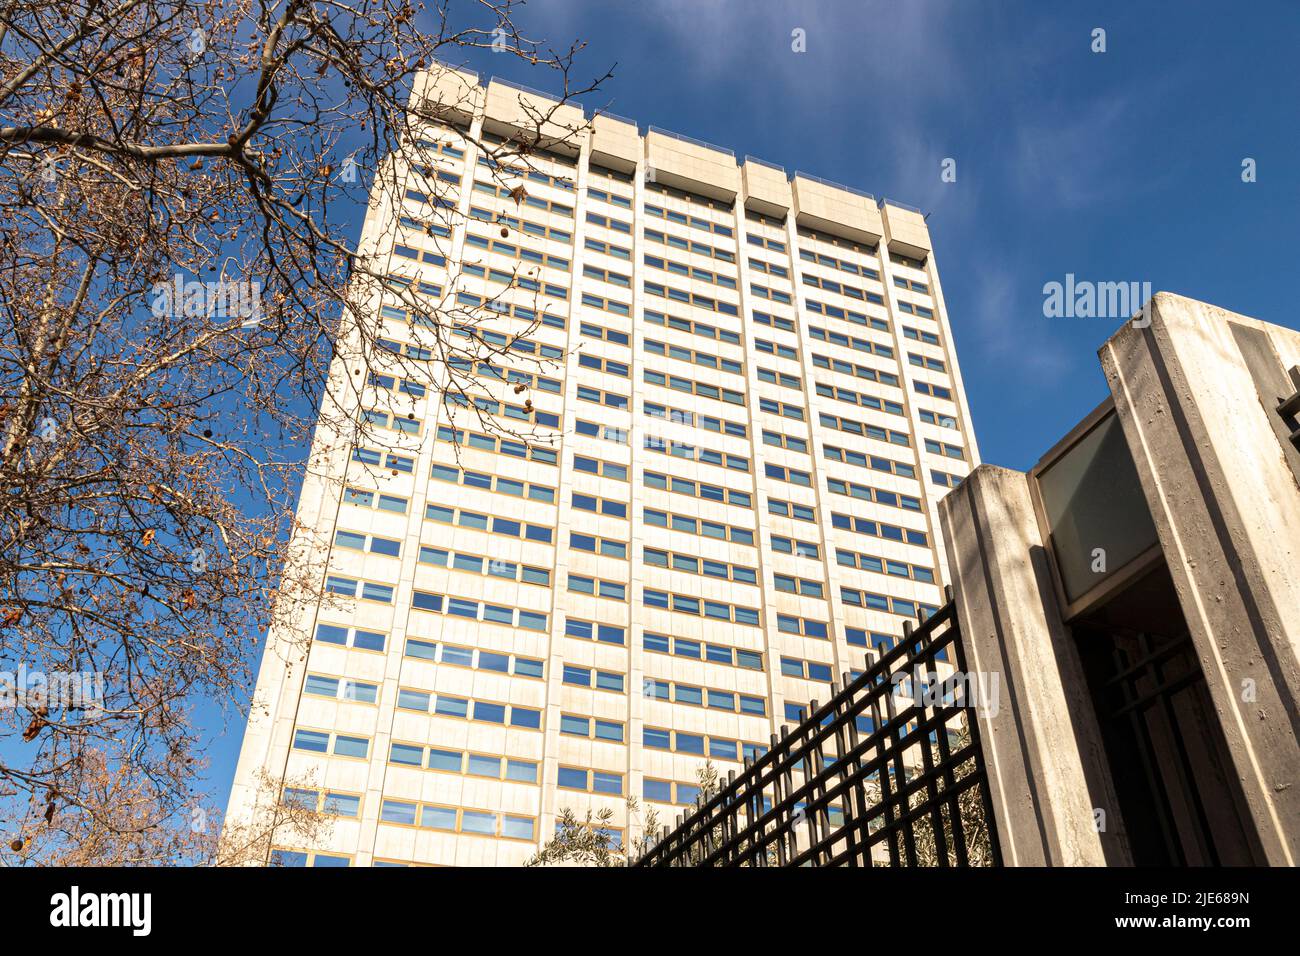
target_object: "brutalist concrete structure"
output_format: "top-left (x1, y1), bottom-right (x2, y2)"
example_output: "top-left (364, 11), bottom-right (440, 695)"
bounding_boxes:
top-left (940, 292), bottom-right (1299, 866)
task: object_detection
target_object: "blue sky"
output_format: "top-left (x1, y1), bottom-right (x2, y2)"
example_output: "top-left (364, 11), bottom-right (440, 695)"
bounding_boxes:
top-left (206, 0), bottom-right (1300, 815)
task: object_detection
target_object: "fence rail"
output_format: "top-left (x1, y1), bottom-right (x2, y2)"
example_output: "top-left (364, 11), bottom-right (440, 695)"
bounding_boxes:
top-left (635, 592), bottom-right (1001, 867)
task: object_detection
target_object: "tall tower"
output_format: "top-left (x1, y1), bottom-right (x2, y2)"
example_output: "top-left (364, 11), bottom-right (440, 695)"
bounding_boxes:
top-left (224, 67), bottom-right (980, 866)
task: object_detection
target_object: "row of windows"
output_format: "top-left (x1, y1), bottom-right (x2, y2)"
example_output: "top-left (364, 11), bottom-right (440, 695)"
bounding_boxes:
top-left (409, 589), bottom-right (549, 631)
top-left (568, 572), bottom-right (626, 601)
top-left (780, 656), bottom-right (835, 683)
top-left (749, 282), bottom-right (791, 305)
top-left (753, 309), bottom-right (796, 333)
top-left (809, 324), bottom-right (894, 359)
top-left (644, 433), bottom-right (750, 472)
top-left (461, 261), bottom-right (568, 302)
top-left (361, 407), bottom-right (421, 436)
top-left (644, 588), bottom-right (759, 626)
top-left (572, 491), bottom-right (628, 519)
top-left (897, 299), bottom-right (934, 319)
top-left (768, 496), bottom-right (816, 523)
top-left (840, 587), bottom-right (940, 620)
top-left (643, 369), bottom-right (746, 406)
top-left (585, 210), bottom-right (631, 235)
top-left (564, 617), bottom-right (626, 645)
top-left (584, 236), bottom-right (631, 261)
top-left (315, 622), bottom-right (387, 652)
top-left (560, 712), bottom-right (624, 742)
top-left (417, 545), bottom-right (551, 588)
top-left (562, 664), bottom-right (625, 693)
top-left (755, 337), bottom-right (797, 361)
top-left (293, 728), bottom-right (370, 758)
top-left (835, 548), bottom-right (935, 583)
top-left (402, 637), bottom-right (544, 677)
top-left (823, 422), bottom-right (910, 464)
top-left (579, 320), bottom-right (630, 346)
top-left (352, 446), bottom-right (415, 474)
top-left (644, 401), bottom-right (748, 439)
top-left (643, 726), bottom-right (764, 763)
top-left (468, 204), bottom-right (572, 243)
top-left (443, 390), bottom-right (560, 429)
top-left (757, 366), bottom-right (801, 390)
top-left (771, 534), bottom-right (819, 559)
top-left (446, 295), bottom-right (564, 331)
top-left (643, 507), bottom-right (755, 546)
top-left (643, 679), bottom-right (767, 715)
top-left (575, 383), bottom-right (629, 411)
top-left (644, 280), bottom-right (739, 317)
top-left (389, 743), bottom-right (538, 783)
top-left (909, 352), bottom-right (947, 372)
top-left (558, 766), bottom-right (624, 795)
top-left (801, 271), bottom-right (883, 305)
top-left (757, 396), bottom-right (804, 420)
top-left (366, 370), bottom-right (429, 398)
top-left (464, 230), bottom-right (570, 271)
top-left (763, 461), bottom-right (812, 487)
top-left (824, 444), bottom-right (917, 479)
top-left (747, 255), bottom-right (789, 279)
top-left (570, 531), bottom-right (628, 560)
top-left (304, 673), bottom-right (378, 703)
top-left (644, 546), bottom-right (757, 585)
top-left (643, 632), bottom-right (764, 671)
top-left (904, 325), bottom-right (940, 346)
top-left (799, 247), bottom-right (879, 280)
top-left (643, 201), bottom-right (734, 238)
top-left (334, 529), bottom-right (401, 557)
top-left (813, 352), bottom-right (902, 388)
top-left (430, 461), bottom-right (557, 502)
top-left (826, 478), bottom-right (922, 513)
top-left (645, 308), bottom-right (742, 346)
top-left (774, 572), bottom-right (825, 598)
top-left (644, 253), bottom-right (737, 290)
top-left (644, 469), bottom-right (752, 509)
top-left (394, 688), bottom-right (542, 727)
top-left (325, 575), bottom-right (395, 604)
top-left (924, 438), bottom-right (966, 460)
top-left (831, 511), bottom-right (929, 547)
top-left (380, 799), bottom-right (535, 841)
top-left (762, 429), bottom-right (808, 454)
top-left (645, 227), bottom-right (735, 264)
top-left (816, 384), bottom-right (906, 420)
top-left (436, 424), bottom-right (559, 466)
top-left (645, 338), bottom-right (743, 376)
top-left (449, 359), bottom-right (562, 396)
top-left (472, 179), bottom-right (573, 217)
top-left (919, 410), bottom-right (958, 432)
top-left (583, 263), bottom-right (630, 288)
top-left (580, 290), bottom-right (631, 317)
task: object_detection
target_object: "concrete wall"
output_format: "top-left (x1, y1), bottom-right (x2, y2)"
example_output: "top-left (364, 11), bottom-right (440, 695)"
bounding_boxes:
top-left (939, 466), bottom-right (1131, 865)
top-left (1100, 292), bottom-right (1300, 865)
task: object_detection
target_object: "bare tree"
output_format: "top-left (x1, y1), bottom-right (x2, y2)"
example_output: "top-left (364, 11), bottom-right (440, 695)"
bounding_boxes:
top-left (0, 0), bottom-right (608, 864)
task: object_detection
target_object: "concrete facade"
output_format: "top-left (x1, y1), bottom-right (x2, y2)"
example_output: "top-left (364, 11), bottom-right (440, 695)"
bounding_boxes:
top-left (224, 67), bottom-right (979, 866)
top-left (942, 293), bottom-right (1300, 867)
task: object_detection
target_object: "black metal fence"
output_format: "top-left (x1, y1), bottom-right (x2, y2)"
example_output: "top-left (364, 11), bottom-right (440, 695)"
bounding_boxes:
top-left (635, 592), bottom-right (1002, 867)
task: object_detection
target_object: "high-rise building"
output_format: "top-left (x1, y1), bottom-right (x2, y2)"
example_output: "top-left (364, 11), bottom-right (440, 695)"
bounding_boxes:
top-left (224, 67), bottom-right (980, 866)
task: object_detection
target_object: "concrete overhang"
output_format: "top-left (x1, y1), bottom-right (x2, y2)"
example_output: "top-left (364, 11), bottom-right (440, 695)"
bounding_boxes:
top-left (410, 66), bottom-right (483, 125)
top-left (645, 129), bottom-right (739, 202)
top-left (589, 114), bottom-right (640, 173)
top-left (791, 175), bottom-right (882, 245)
top-left (482, 78), bottom-right (587, 157)
top-left (742, 158), bottom-right (792, 217)
top-left (881, 201), bottom-right (932, 260)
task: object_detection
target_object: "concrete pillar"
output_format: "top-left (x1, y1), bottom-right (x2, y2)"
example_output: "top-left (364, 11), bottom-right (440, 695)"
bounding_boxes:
top-left (939, 466), bottom-right (1131, 865)
top-left (1100, 292), bottom-right (1300, 866)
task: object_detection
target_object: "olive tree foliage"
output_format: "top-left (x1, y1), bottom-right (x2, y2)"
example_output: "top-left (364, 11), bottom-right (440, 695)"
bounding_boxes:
top-left (0, 0), bottom-right (608, 864)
